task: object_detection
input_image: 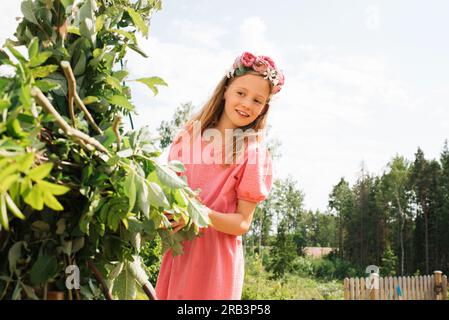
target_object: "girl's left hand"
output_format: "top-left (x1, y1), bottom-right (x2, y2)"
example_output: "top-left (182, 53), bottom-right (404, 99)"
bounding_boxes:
top-left (164, 212), bottom-right (187, 234)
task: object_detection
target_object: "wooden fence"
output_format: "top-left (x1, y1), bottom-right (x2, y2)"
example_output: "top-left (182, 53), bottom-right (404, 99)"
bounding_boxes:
top-left (344, 270), bottom-right (448, 300)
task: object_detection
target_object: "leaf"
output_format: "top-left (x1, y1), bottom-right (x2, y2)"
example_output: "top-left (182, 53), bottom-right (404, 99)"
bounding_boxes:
top-left (95, 14), bottom-right (106, 31)
top-left (110, 29), bottom-right (136, 42)
top-left (168, 160), bottom-right (185, 173)
top-left (114, 263), bottom-right (137, 300)
top-left (6, 118), bottom-right (26, 139)
top-left (5, 44), bottom-right (26, 64)
top-left (67, 26), bottom-right (80, 36)
top-left (43, 191), bottom-right (64, 211)
top-left (29, 51), bottom-right (52, 68)
top-left (108, 95), bottom-right (134, 111)
top-left (0, 174), bottom-right (20, 193)
top-left (73, 51), bottom-right (86, 76)
top-left (127, 8), bottom-right (148, 37)
top-left (187, 195), bottom-right (210, 228)
top-left (72, 237), bottom-right (85, 254)
top-left (30, 254), bottom-right (59, 285)
top-left (82, 96), bottom-right (99, 105)
top-left (37, 180), bottom-right (70, 195)
top-left (173, 188), bottom-right (187, 207)
top-left (28, 163), bottom-right (53, 181)
top-left (128, 43), bottom-right (148, 58)
top-left (21, 283), bottom-right (39, 300)
top-left (28, 37), bottom-right (39, 60)
top-left (12, 281), bottom-right (22, 300)
top-left (155, 162), bottom-right (186, 189)
top-left (117, 148), bottom-right (133, 158)
top-left (31, 65), bottom-right (59, 78)
top-left (135, 77), bottom-right (167, 96)
top-left (147, 181), bottom-right (170, 209)
top-left (60, 0), bottom-right (74, 8)
top-left (8, 241), bottom-right (24, 275)
top-left (0, 194), bottom-right (9, 231)
top-left (124, 171), bottom-right (136, 211)
top-left (106, 76), bottom-right (122, 91)
top-left (5, 192), bottom-right (26, 220)
top-left (112, 70), bottom-right (129, 82)
top-left (127, 256), bottom-right (149, 286)
top-left (137, 177), bottom-right (149, 218)
top-left (24, 185), bottom-right (44, 210)
top-left (31, 220), bottom-right (50, 232)
top-left (35, 79), bottom-right (61, 92)
top-left (80, 18), bottom-right (96, 45)
top-left (21, 0), bottom-right (39, 25)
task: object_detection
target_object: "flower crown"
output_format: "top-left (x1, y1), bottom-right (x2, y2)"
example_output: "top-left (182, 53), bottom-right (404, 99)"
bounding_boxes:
top-left (225, 52), bottom-right (285, 95)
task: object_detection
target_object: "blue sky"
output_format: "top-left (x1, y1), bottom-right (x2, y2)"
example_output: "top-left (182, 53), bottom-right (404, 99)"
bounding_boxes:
top-left (2, 0), bottom-right (449, 212)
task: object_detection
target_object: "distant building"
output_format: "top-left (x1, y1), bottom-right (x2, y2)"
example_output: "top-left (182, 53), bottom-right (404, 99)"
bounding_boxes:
top-left (303, 247), bottom-right (335, 259)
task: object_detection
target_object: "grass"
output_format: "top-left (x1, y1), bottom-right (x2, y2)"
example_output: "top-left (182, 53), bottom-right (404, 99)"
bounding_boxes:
top-left (242, 252), bottom-right (344, 300)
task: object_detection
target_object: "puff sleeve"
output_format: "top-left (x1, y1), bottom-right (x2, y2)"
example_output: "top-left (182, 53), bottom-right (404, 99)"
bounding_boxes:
top-left (235, 144), bottom-right (273, 203)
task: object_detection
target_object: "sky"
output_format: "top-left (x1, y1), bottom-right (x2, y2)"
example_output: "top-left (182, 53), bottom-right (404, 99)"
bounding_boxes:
top-left (2, 0), bottom-right (449, 212)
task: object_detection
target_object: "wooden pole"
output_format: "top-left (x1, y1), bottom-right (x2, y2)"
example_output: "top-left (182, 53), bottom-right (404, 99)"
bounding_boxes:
top-left (434, 270), bottom-right (443, 300)
top-left (442, 275), bottom-right (448, 300)
top-left (344, 278), bottom-right (350, 300)
top-left (87, 261), bottom-right (114, 300)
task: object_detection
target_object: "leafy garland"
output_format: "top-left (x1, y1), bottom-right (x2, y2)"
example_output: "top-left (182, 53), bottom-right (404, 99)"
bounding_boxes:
top-left (0, 0), bottom-right (209, 300)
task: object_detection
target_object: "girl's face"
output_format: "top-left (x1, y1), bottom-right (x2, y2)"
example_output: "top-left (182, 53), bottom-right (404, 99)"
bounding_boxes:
top-left (222, 74), bottom-right (270, 129)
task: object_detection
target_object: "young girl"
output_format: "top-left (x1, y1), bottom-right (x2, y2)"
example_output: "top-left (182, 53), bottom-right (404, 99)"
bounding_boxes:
top-left (155, 52), bottom-right (285, 300)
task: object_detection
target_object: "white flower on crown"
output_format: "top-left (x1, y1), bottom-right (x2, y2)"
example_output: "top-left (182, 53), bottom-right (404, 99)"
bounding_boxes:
top-left (225, 67), bottom-right (235, 78)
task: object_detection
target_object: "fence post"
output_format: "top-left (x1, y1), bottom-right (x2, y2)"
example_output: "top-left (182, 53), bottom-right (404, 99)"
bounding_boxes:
top-left (344, 278), bottom-right (350, 300)
top-left (434, 271), bottom-right (443, 300)
top-left (442, 275), bottom-right (448, 300)
top-left (368, 273), bottom-right (379, 300)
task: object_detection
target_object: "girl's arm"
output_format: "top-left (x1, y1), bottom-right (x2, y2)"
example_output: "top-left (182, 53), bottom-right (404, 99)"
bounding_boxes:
top-left (166, 199), bottom-right (258, 236)
top-left (207, 199), bottom-right (258, 236)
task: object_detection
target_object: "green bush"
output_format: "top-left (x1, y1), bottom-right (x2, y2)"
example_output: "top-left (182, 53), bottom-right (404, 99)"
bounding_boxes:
top-left (243, 253), bottom-right (344, 300)
top-left (311, 256), bottom-right (361, 280)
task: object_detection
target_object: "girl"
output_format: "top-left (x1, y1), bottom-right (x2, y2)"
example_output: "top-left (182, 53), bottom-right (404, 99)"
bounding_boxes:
top-left (155, 51), bottom-right (285, 300)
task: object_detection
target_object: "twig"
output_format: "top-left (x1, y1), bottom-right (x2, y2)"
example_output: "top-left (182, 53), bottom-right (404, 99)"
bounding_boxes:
top-left (87, 261), bottom-right (114, 300)
top-left (31, 87), bottom-right (109, 154)
top-left (142, 282), bottom-right (158, 300)
top-left (60, 61), bottom-right (103, 135)
top-left (60, 61), bottom-right (76, 127)
top-left (35, 154), bottom-right (82, 169)
top-left (112, 115), bottom-right (122, 151)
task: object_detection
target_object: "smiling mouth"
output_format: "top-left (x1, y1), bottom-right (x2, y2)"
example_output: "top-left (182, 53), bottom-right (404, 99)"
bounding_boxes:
top-left (236, 109), bottom-right (250, 117)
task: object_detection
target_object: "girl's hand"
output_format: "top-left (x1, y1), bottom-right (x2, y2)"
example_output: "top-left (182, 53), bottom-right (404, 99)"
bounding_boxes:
top-left (163, 212), bottom-right (188, 234)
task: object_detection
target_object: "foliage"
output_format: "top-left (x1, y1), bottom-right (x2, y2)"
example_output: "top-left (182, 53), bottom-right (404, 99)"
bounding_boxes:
top-left (157, 102), bottom-right (194, 150)
top-left (0, 0), bottom-right (209, 300)
top-left (242, 252), bottom-right (344, 300)
top-left (380, 246), bottom-right (398, 276)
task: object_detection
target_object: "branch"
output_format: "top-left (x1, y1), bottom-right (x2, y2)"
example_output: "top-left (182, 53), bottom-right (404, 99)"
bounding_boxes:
top-left (60, 61), bottom-right (76, 127)
top-left (87, 261), bottom-right (114, 300)
top-left (60, 61), bottom-right (103, 135)
top-left (142, 282), bottom-right (158, 300)
top-left (31, 87), bottom-right (109, 154)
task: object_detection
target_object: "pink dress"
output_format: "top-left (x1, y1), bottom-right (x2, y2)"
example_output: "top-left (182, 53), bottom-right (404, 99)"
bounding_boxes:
top-left (155, 131), bottom-right (273, 300)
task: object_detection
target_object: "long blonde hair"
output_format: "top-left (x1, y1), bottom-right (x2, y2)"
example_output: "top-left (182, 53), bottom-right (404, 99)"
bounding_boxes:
top-left (180, 72), bottom-right (272, 165)
top-left (187, 71), bottom-right (272, 133)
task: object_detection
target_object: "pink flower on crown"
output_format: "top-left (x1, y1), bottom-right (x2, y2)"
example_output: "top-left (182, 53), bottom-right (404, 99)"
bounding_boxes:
top-left (277, 70), bottom-right (285, 86)
top-left (259, 56), bottom-right (276, 68)
top-left (272, 85), bottom-right (281, 94)
top-left (252, 57), bottom-right (268, 73)
top-left (240, 52), bottom-right (256, 67)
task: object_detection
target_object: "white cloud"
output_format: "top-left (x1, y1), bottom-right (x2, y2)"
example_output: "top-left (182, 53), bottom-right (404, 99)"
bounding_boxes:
top-left (171, 19), bottom-right (228, 49)
top-left (0, 1), bottom-right (22, 45)
top-left (238, 16), bottom-right (282, 60)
